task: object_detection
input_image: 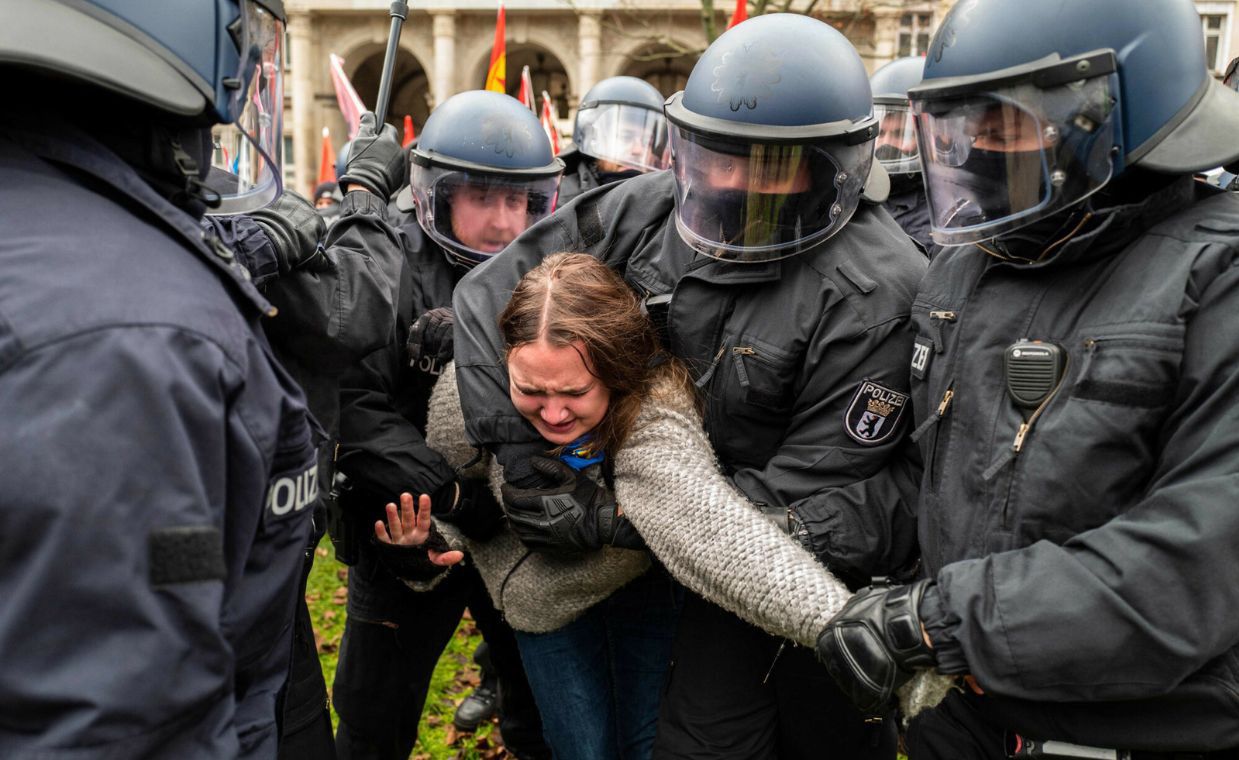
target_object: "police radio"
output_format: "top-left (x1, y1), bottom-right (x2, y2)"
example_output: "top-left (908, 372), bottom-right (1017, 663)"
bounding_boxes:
top-left (1004, 340), bottom-right (1066, 412)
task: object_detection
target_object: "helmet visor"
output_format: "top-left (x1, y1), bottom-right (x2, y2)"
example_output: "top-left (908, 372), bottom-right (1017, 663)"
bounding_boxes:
top-left (873, 103), bottom-right (920, 175)
top-left (670, 126), bottom-right (871, 262)
top-left (912, 74), bottom-right (1117, 246)
top-left (208, 0), bottom-right (284, 214)
top-left (575, 103), bottom-right (670, 172)
top-left (411, 166), bottom-right (560, 266)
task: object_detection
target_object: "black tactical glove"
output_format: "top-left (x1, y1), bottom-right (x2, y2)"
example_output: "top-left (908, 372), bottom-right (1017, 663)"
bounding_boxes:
top-left (248, 190), bottom-right (327, 274)
top-left (816, 578), bottom-right (937, 716)
top-left (407, 307), bottom-right (455, 373)
top-left (500, 456), bottom-right (643, 557)
top-left (338, 112), bottom-right (406, 199)
top-left (432, 478), bottom-right (505, 542)
top-left (371, 519), bottom-right (454, 583)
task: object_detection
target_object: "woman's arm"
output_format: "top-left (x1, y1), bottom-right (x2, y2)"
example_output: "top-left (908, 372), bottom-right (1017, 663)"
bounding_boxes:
top-left (615, 382), bottom-right (853, 647)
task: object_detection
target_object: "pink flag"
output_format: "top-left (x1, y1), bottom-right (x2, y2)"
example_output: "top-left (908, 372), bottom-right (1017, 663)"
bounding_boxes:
top-left (329, 53), bottom-right (366, 139)
top-left (518, 66), bottom-right (536, 112)
top-left (540, 91), bottom-right (561, 154)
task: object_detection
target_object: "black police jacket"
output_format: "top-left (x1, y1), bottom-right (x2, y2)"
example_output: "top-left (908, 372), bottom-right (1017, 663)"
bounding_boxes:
top-left (454, 170), bottom-right (926, 585)
top-left (914, 178), bottom-right (1239, 750)
top-left (0, 117), bottom-right (319, 758)
top-left (336, 217), bottom-right (462, 532)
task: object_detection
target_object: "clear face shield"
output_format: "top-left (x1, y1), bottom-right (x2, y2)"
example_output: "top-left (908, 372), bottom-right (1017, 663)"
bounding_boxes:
top-left (910, 54), bottom-right (1119, 246)
top-left (575, 103), bottom-right (671, 173)
top-left (207, 0), bottom-right (284, 214)
top-left (873, 102), bottom-right (920, 175)
top-left (669, 125), bottom-right (872, 262)
top-left (411, 164), bottom-right (561, 266)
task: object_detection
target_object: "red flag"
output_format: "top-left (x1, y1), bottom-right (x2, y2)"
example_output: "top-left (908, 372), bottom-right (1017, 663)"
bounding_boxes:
top-left (317, 127), bottom-right (337, 188)
top-left (484, 4), bottom-right (506, 93)
top-left (402, 115), bottom-right (416, 147)
top-left (518, 65), bottom-right (535, 111)
top-left (329, 53), bottom-right (366, 139)
top-left (727, 0), bottom-right (748, 29)
top-left (540, 91), bottom-right (561, 154)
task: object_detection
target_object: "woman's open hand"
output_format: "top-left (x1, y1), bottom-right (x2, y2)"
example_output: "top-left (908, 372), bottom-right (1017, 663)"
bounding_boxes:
top-left (374, 492), bottom-right (464, 566)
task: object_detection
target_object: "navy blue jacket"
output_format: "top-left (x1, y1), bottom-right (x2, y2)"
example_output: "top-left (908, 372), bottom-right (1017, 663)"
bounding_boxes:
top-left (0, 119), bottom-right (319, 758)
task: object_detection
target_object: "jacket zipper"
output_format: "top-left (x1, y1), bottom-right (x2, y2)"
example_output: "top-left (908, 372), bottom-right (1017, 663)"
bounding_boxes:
top-left (911, 383), bottom-right (955, 490)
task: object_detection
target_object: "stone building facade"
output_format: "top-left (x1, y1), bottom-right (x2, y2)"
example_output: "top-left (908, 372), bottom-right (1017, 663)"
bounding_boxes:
top-left (283, 0), bottom-right (1236, 194)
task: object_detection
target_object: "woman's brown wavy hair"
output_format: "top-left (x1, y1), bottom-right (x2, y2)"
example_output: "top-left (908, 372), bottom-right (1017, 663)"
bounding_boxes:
top-left (499, 252), bottom-right (686, 457)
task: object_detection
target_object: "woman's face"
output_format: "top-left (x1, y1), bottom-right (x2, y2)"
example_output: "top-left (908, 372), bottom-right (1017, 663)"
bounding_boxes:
top-left (508, 339), bottom-right (611, 446)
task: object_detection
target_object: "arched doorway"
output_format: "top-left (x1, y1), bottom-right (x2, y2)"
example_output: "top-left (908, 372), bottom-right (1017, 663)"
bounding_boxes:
top-left (350, 46), bottom-right (431, 133)
top-left (621, 44), bottom-right (697, 98)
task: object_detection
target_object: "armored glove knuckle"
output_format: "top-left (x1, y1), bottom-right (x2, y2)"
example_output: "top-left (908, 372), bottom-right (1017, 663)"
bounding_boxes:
top-left (339, 112), bottom-right (407, 199)
top-left (251, 190), bottom-right (324, 273)
top-left (816, 579), bottom-right (936, 716)
top-left (406, 307), bottom-right (455, 373)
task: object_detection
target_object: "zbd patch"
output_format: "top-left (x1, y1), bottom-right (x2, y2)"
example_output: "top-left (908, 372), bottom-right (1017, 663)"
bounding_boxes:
top-left (843, 379), bottom-right (910, 446)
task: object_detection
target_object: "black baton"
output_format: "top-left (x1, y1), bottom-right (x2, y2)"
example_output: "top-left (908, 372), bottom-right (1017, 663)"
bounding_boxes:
top-left (374, 2), bottom-right (409, 126)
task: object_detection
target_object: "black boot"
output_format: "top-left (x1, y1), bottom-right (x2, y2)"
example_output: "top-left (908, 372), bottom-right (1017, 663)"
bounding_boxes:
top-left (454, 642), bottom-right (499, 732)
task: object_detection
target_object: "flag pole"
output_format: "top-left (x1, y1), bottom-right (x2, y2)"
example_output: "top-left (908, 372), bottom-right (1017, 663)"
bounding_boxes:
top-left (374, 2), bottom-right (409, 126)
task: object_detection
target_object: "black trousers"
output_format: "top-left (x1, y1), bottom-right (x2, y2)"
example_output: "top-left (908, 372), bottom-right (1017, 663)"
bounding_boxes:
top-left (906, 691), bottom-right (1239, 760)
top-left (333, 553), bottom-right (549, 760)
top-left (652, 592), bottom-right (896, 760)
top-left (279, 545), bottom-right (337, 760)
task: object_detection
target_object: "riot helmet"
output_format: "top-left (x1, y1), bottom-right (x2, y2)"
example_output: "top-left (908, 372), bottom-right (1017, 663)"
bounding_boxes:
top-left (409, 91), bottom-right (564, 267)
top-left (664, 14), bottom-right (884, 263)
top-left (573, 76), bottom-right (670, 174)
top-left (908, 0), bottom-right (1239, 247)
top-left (3, 0), bottom-right (286, 213)
top-left (870, 57), bottom-right (926, 176)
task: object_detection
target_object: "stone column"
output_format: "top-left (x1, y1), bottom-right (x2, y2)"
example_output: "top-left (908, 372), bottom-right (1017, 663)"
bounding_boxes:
top-left (432, 11), bottom-right (457, 108)
top-left (578, 11), bottom-right (602, 102)
top-left (869, 6), bottom-right (904, 71)
top-left (287, 11), bottom-right (316, 195)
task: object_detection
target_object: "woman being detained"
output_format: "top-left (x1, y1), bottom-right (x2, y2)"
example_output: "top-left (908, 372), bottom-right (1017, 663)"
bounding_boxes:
top-left (374, 253), bottom-right (855, 757)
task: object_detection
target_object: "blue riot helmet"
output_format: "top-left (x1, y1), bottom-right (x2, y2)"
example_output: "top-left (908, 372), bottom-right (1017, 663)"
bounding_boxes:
top-left (908, 0), bottom-right (1239, 247)
top-left (3, 1), bottom-right (286, 212)
top-left (664, 14), bottom-right (885, 263)
top-left (408, 91), bottom-right (564, 267)
top-left (870, 57), bottom-right (925, 176)
top-left (573, 76), bottom-right (670, 173)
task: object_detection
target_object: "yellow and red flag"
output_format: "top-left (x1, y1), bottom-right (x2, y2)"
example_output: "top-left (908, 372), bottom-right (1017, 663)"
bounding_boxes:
top-left (317, 127), bottom-right (336, 188)
top-left (484, 4), bottom-right (506, 93)
top-left (727, 0), bottom-right (748, 29)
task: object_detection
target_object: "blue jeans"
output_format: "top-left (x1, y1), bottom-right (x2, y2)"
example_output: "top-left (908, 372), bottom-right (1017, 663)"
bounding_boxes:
top-left (515, 570), bottom-right (682, 760)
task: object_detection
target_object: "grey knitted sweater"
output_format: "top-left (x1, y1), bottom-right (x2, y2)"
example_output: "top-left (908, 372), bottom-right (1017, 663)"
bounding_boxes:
top-left (426, 363), bottom-right (853, 645)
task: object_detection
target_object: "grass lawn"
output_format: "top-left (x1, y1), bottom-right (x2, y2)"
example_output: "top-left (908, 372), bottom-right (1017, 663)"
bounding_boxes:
top-left (307, 538), bottom-right (911, 760)
top-left (306, 541), bottom-right (509, 759)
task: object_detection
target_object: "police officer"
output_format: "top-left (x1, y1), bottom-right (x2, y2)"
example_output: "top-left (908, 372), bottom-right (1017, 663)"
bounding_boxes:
top-left (332, 90), bottom-right (560, 760)
top-left (871, 56), bottom-right (934, 254)
top-left (205, 111), bottom-right (408, 759)
top-left (0, 2), bottom-right (321, 757)
top-left (817, 0), bottom-right (1239, 756)
top-left (454, 15), bottom-right (924, 758)
top-left (557, 75), bottom-right (671, 204)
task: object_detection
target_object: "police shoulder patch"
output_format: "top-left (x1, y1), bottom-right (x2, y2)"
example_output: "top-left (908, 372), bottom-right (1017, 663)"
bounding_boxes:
top-left (843, 379), bottom-right (910, 446)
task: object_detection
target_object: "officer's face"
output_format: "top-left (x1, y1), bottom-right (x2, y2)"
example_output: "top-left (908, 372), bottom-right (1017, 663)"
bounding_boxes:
top-left (876, 112), bottom-right (918, 157)
top-left (697, 150), bottom-right (812, 194)
top-left (595, 125), bottom-right (653, 174)
top-left (964, 106), bottom-right (1046, 153)
top-left (508, 339), bottom-right (612, 446)
top-left (449, 183), bottom-right (530, 254)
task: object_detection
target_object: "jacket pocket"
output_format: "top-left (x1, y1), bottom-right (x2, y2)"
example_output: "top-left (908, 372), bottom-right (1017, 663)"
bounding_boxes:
top-left (1072, 324), bottom-right (1184, 408)
top-left (703, 335), bottom-right (798, 469)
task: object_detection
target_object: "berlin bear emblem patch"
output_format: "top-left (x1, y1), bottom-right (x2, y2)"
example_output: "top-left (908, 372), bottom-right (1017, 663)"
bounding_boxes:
top-left (843, 379), bottom-right (909, 446)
